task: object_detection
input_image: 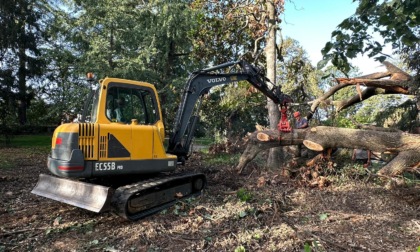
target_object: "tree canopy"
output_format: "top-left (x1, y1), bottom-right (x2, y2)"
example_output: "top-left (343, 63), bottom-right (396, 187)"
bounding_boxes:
top-left (319, 0), bottom-right (419, 80)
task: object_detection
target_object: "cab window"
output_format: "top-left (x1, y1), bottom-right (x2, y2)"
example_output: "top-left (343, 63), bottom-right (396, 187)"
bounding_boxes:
top-left (106, 85), bottom-right (159, 124)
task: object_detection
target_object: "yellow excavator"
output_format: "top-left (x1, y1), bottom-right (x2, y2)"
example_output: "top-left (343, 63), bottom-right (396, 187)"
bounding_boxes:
top-left (32, 60), bottom-right (292, 220)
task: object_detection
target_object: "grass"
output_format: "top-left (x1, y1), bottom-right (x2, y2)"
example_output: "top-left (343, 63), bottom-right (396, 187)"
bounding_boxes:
top-left (0, 134), bottom-right (52, 148)
top-left (162, 137), bottom-right (213, 152)
top-left (193, 137), bottom-right (214, 146)
top-left (0, 157), bottom-right (14, 169)
top-left (0, 135), bottom-right (51, 169)
top-left (203, 153), bottom-right (241, 166)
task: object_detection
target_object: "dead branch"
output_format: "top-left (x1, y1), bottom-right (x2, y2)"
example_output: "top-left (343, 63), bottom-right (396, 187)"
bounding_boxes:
top-left (309, 61), bottom-right (416, 114)
top-left (334, 78), bottom-right (410, 93)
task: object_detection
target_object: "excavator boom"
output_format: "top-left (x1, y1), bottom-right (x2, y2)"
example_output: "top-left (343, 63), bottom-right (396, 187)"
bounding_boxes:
top-left (167, 60), bottom-right (292, 161)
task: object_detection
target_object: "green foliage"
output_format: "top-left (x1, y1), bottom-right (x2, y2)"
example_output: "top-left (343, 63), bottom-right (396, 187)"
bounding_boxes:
top-left (277, 38), bottom-right (323, 124)
top-left (304, 242), bottom-right (312, 252)
top-left (204, 153), bottom-right (240, 166)
top-left (317, 63), bottom-right (417, 129)
top-left (303, 240), bottom-right (323, 252)
top-left (337, 163), bottom-right (371, 182)
top-left (319, 213), bottom-right (328, 221)
top-left (26, 97), bottom-right (61, 125)
top-left (199, 38), bottom-right (321, 140)
top-left (278, 38), bottom-right (322, 99)
top-left (189, 1), bottom-right (258, 64)
top-left (3, 0), bottom-right (416, 146)
top-left (0, 0), bottom-right (46, 127)
top-left (67, 0), bottom-right (198, 81)
top-left (402, 173), bottom-right (420, 186)
top-left (316, 66), bottom-right (362, 126)
top-left (189, 1), bottom-right (286, 142)
top-left (43, 0), bottom-right (202, 129)
top-left (366, 96), bottom-right (417, 130)
top-left (323, 116), bottom-right (354, 128)
top-left (234, 245), bottom-right (246, 252)
top-left (237, 188), bottom-right (253, 202)
top-left (320, 0), bottom-right (420, 78)
top-left (200, 81), bottom-right (268, 139)
top-left (1, 135), bottom-right (51, 148)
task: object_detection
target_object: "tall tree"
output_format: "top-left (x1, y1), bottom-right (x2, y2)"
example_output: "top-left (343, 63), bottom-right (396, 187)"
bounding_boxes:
top-left (38, 2), bottom-right (115, 123)
top-left (0, 0), bottom-right (45, 125)
top-left (265, 0), bottom-right (283, 169)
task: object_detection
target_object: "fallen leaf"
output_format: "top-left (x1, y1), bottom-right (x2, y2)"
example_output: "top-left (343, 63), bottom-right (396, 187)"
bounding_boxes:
top-left (257, 176), bottom-right (266, 188)
top-left (53, 217), bottom-right (62, 226)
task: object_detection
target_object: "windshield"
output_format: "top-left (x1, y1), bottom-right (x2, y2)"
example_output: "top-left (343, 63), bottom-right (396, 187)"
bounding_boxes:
top-left (105, 85), bottom-right (159, 124)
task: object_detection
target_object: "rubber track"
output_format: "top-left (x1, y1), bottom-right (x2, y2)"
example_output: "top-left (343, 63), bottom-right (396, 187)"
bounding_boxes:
top-left (111, 172), bottom-right (205, 221)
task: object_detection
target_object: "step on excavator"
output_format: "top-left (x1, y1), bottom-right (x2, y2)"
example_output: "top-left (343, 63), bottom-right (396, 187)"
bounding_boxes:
top-left (32, 60), bottom-right (292, 220)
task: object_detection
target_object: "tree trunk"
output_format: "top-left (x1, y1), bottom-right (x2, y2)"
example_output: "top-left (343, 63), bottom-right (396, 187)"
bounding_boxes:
top-left (18, 34), bottom-right (27, 125)
top-left (265, 0), bottom-right (283, 170)
top-left (237, 126), bottom-right (420, 177)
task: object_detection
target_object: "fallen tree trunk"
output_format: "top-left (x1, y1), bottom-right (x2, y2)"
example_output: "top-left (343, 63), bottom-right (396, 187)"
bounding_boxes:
top-left (237, 126), bottom-right (420, 177)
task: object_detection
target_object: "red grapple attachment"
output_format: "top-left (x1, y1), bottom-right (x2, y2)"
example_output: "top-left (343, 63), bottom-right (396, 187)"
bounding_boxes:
top-left (277, 104), bottom-right (291, 132)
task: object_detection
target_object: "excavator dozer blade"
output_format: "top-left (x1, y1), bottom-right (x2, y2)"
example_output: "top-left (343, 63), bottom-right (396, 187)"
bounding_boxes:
top-left (31, 174), bottom-right (113, 213)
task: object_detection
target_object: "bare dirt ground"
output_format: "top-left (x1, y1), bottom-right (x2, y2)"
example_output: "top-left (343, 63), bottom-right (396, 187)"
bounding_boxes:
top-left (0, 147), bottom-right (419, 252)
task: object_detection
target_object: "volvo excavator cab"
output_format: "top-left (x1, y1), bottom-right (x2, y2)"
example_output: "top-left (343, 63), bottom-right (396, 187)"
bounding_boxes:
top-left (44, 78), bottom-right (177, 179)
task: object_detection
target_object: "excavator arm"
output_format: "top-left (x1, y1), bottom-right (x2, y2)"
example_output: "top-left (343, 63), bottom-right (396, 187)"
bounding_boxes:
top-left (167, 60), bottom-right (292, 162)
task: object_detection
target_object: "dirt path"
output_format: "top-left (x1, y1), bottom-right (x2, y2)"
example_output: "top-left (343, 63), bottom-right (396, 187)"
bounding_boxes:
top-left (0, 147), bottom-right (419, 251)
